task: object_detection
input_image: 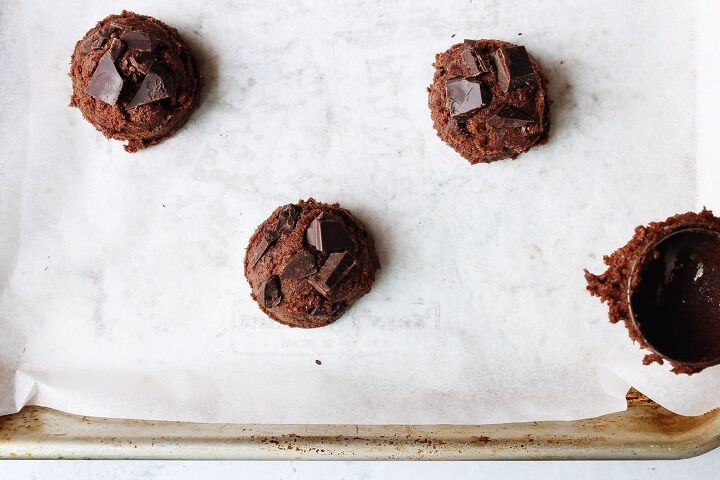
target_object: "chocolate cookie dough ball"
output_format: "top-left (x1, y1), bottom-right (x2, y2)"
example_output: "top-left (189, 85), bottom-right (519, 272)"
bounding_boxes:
top-left (585, 210), bottom-right (720, 374)
top-left (70, 11), bottom-right (200, 152)
top-left (244, 199), bottom-right (380, 328)
top-left (428, 39), bottom-right (550, 164)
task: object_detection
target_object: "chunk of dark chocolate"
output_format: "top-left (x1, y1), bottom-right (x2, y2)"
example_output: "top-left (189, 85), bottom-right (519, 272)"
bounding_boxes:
top-left (250, 229), bottom-right (279, 266)
top-left (81, 33), bottom-right (106, 53)
top-left (121, 30), bottom-right (159, 51)
top-left (306, 215), bottom-right (356, 252)
top-left (281, 251), bottom-right (317, 280)
top-left (461, 46), bottom-right (491, 76)
top-left (81, 27), bottom-right (114, 53)
top-left (107, 37), bottom-right (126, 61)
top-left (308, 252), bottom-right (357, 297)
top-left (498, 128), bottom-right (529, 149)
top-left (444, 117), bottom-right (461, 134)
top-left (461, 49), bottom-right (481, 76)
top-left (278, 204), bottom-right (300, 234)
top-left (492, 46), bottom-right (537, 92)
top-left (258, 275), bottom-right (283, 308)
top-left (127, 65), bottom-right (173, 109)
top-left (85, 51), bottom-right (124, 105)
top-left (446, 77), bottom-right (490, 122)
top-left (128, 56), bottom-right (153, 75)
top-left (487, 105), bottom-right (534, 128)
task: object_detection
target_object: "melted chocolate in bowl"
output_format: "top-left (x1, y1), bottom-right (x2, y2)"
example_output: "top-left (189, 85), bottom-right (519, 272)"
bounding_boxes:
top-left (629, 228), bottom-right (720, 367)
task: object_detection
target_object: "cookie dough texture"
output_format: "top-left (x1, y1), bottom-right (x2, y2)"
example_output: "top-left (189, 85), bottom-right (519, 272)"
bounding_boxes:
top-left (244, 199), bottom-right (380, 328)
top-left (584, 210), bottom-right (720, 374)
top-left (428, 39), bottom-right (550, 164)
top-left (70, 11), bottom-right (200, 152)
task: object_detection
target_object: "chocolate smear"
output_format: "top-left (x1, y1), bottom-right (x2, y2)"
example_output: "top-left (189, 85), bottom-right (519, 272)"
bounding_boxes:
top-left (258, 275), bottom-right (283, 308)
top-left (308, 252), bottom-right (356, 297)
top-left (281, 251), bottom-right (317, 280)
top-left (492, 46), bottom-right (537, 92)
top-left (487, 105), bottom-right (534, 128)
top-left (250, 229), bottom-right (279, 266)
top-left (446, 77), bottom-right (490, 121)
top-left (306, 215), bottom-right (356, 252)
top-left (86, 51), bottom-right (124, 105)
top-left (121, 30), bottom-right (159, 51)
top-left (127, 64), bottom-right (173, 109)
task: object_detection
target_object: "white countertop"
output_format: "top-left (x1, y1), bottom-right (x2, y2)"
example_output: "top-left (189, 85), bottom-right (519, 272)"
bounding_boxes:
top-left (2, 447), bottom-right (719, 480)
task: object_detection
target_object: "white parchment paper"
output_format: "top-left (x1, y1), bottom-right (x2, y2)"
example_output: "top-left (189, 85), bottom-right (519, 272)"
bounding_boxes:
top-left (1, 0), bottom-right (719, 424)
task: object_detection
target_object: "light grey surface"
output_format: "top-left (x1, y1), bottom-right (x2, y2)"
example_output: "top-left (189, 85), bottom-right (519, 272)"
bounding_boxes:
top-left (1, 449), bottom-right (720, 480)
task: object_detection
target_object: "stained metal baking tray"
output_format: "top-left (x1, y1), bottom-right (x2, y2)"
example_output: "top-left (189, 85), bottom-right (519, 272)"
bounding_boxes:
top-left (0, 391), bottom-right (717, 460)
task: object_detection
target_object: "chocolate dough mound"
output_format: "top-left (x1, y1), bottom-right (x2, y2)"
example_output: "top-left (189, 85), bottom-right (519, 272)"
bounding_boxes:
top-left (69, 11), bottom-right (200, 152)
top-left (428, 39), bottom-right (550, 164)
top-left (244, 199), bottom-right (380, 328)
top-left (585, 210), bottom-right (720, 374)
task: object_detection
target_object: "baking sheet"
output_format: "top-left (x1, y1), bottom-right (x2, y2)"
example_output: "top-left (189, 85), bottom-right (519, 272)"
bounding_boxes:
top-left (4, 394), bottom-right (720, 460)
top-left (0, 0), bottom-right (719, 425)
